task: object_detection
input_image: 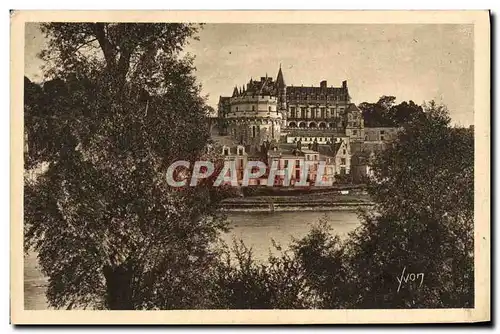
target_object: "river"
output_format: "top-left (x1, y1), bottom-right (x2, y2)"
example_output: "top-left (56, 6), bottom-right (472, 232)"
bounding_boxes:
top-left (24, 210), bottom-right (361, 310)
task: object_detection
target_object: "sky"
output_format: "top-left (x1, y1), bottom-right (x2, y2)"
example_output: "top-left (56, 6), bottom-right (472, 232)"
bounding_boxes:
top-left (25, 23), bottom-right (474, 126)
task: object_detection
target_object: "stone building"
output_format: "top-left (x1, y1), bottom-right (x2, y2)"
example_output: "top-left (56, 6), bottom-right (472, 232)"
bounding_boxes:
top-left (284, 80), bottom-right (363, 138)
top-left (217, 73), bottom-right (285, 153)
top-left (218, 65), bottom-right (364, 153)
top-left (215, 65), bottom-right (402, 185)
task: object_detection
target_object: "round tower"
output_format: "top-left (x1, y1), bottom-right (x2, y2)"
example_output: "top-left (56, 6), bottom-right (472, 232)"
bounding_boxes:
top-left (225, 75), bottom-right (283, 151)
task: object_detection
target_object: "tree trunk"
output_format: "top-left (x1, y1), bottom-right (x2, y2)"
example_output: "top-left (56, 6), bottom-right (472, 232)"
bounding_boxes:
top-left (103, 263), bottom-right (134, 310)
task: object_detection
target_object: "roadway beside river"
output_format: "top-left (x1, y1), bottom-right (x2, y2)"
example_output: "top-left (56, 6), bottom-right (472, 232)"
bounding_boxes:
top-left (220, 188), bottom-right (373, 212)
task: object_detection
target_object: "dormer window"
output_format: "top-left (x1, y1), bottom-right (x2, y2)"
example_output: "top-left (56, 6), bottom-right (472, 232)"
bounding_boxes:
top-left (223, 147), bottom-right (230, 155)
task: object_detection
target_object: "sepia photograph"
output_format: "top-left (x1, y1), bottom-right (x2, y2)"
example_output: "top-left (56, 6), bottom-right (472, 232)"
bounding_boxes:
top-left (11, 10), bottom-right (490, 324)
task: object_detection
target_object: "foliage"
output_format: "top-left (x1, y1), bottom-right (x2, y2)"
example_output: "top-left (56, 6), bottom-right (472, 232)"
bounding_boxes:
top-left (359, 95), bottom-right (424, 127)
top-left (208, 240), bottom-right (313, 309)
top-left (24, 23), bottom-right (474, 310)
top-left (208, 102), bottom-right (474, 309)
top-left (24, 23), bottom-right (230, 310)
top-left (334, 172), bottom-right (353, 184)
top-left (352, 101), bottom-right (474, 308)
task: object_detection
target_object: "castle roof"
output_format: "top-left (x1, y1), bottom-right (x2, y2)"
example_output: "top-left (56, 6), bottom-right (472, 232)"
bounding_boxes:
top-left (317, 142), bottom-right (344, 157)
top-left (346, 103), bottom-right (360, 112)
top-left (276, 64), bottom-right (285, 88)
top-left (286, 85), bottom-right (347, 97)
top-left (232, 86), bottom-right (239, 97)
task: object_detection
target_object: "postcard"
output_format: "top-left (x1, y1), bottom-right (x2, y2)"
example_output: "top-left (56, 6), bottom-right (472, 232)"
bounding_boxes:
top-left (11, 10), bottom-right (490, 324)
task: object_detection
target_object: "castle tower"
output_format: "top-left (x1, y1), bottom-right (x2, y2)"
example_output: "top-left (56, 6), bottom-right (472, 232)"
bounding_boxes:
top-left (222, 75), bottom-right (282, 153)
top-left (276, 64), bottom-right (287, 112)
top-left (276, 64), bottom-right (287, 131)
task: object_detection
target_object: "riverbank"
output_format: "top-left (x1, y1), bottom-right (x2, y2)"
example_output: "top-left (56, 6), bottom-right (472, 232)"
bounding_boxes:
top-left (220, 192), bottom-right (374, 212)
top-left (25, 211), bottom-right (362, 309)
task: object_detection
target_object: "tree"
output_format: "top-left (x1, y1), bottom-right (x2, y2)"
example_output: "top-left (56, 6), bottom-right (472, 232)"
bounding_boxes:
top-left (346, 101), bottom-right (474, 308)
top-left (359, 96), bottom-right (423, 127)
top-left (358, 95), bottom-right (396, 127)
top-left (212, 102), bottom-right (474, 309)
top-left (24, 23), bottom-right (231, 309)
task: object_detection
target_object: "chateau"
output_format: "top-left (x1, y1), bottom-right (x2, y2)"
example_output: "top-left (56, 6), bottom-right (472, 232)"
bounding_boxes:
top-left (217, 65), bottom-right (364, 151)
top-left (214, 66), bottom-right (397, 185)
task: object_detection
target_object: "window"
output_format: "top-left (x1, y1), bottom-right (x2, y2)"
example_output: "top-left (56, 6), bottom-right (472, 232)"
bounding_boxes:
top-left (381, 135), bottom-right (385, 141)
top-left (341, 158), bottom-right (346, 165)
top-left (223, 148), bottom-right (229, 155)
top-left (320, 107), bottom-right (326, 118)
top-left (340, 167), bottom-right (346, 175)
top-left (295, 160), bottom-right (300, 168)
top-left (252, 126), bottom-right (256, 138)
top-left (301, 108), bottom-right (306, 118)
top-left (252, 105), bottom-right (255, 111)
top-left (269, 106), bottom-right (272, 112)
top-left (291, 107), bottom-right (296, 118)
top-left (236, 107), bottom-right (239, 112)
top-left (237, 147), bottom-right (244, 155)
top-left (380, 130), bottom-right (385, 134)
top-left (343, 149), bottom-right (346, 155)
top-left (353, 130), bottom-right (357, 135)
top-left (284, 160), bottom-right (289, 168)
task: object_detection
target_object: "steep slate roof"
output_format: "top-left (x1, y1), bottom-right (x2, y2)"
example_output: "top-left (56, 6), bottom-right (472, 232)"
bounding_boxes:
top-left (286, 85), bottom-right (348, 98)
top-left (248, 76), bottom-right (276, 96)
top-left (232, 86), bottom-right (239, 97)
top-left (276, 65), bottom-right (285, 88)
top-left (346, 103), bottom-right (360, 112)
top-left (317, 142), bottom-right (343, 157)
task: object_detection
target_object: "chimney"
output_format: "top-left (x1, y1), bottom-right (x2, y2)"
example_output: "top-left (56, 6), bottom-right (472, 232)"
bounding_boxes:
top-left (342, 80), bottom-right (347, 89)
top-left (320, 80), bottom-right (327, 88)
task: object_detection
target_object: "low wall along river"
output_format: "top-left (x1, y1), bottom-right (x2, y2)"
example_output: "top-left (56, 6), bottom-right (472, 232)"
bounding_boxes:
top-left (24, 210), bottom-right (361, 310)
